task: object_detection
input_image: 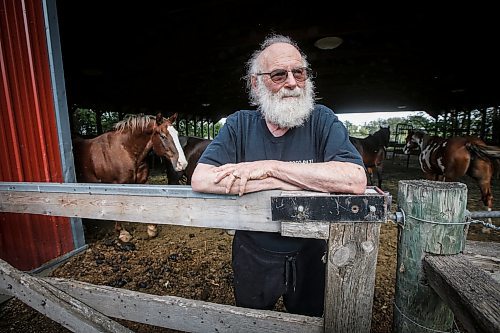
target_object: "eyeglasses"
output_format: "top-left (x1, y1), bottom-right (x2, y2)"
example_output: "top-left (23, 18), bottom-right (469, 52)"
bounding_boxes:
top-left (256, 67), bottom-right (312, 84)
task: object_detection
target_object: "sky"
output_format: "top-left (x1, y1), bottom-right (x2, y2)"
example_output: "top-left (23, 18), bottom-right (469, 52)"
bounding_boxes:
top-left (335, 111), bottom-right (428, 126)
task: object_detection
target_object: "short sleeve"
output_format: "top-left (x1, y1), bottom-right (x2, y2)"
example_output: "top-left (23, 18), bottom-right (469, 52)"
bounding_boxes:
top-left (198, 115), bottom-right (237, 166)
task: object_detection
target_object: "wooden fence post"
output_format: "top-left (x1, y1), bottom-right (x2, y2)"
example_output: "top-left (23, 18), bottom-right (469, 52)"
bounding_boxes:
top-left (272, 190), bottom-right (386, 333)
top-left (393, 180), bottom-right (468, 332)
top-left (323, 223), bottom-right (381, 333)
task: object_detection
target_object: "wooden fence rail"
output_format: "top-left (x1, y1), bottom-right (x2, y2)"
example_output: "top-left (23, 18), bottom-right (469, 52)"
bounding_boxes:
top-left (0, 182), bottom-right (389, 333)
top-left (0, 259), bottom-right (323, 333)
top-left (424, 254), bottom-right (500, 333)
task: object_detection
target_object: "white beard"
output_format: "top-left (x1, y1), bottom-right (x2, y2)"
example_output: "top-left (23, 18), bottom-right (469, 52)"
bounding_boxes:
top-left (255, 79), bottom-right (315, 128)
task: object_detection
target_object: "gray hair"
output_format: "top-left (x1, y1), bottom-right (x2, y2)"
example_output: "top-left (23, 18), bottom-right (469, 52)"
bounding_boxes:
top-left (245, 34), bottom-right (309, 105)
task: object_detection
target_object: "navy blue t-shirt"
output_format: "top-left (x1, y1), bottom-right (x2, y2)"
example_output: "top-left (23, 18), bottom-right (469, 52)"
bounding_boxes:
top-left (198, 104), bottom-right (363, 251)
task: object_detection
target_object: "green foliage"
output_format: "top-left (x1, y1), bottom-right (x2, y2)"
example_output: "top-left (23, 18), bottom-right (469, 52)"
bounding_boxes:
top-left (344, 108), bottom-right (498, 143)
top-left (73, 109), bottom-right (222, 139)
top-left (345, 111), bottom-right (435, 141)
top-left (101, 111), bottom-right (120, 132)
top-left (177, 119), bottom-right (223, 139)
top-left (73, 109), bottom-right (120, 136)
top-left (73, 108), bottom-right (97, 136)
top-left (406, 112), bottom-right (434, 131)
top-left (74, 108), bottom-right (497, 142)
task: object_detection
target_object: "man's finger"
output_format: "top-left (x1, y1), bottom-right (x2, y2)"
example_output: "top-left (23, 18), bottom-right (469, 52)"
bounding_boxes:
top-left (238, 176), bottom-right (248, 196)
top-left (225, 174), bottom-right (237, 193)
top-left (214, 170), bottom-right (232, 184)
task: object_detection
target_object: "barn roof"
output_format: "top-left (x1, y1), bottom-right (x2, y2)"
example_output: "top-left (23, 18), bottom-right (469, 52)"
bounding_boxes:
top-left (56, 2), bottom-right (499, 122)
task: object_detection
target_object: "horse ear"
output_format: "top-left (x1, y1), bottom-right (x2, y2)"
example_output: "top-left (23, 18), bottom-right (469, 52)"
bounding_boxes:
top-left (169, 113), bottom-right (178, 123)
top-left (155, 113), bottom-right (163, 125)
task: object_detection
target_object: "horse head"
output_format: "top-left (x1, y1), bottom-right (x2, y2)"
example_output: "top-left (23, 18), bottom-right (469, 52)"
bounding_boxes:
top-left (376, 126), bottom-right (391, 148)
top-left (151, 113), bottom-right (188, 172)
top-left (403, 130), bottom-right (425, 154)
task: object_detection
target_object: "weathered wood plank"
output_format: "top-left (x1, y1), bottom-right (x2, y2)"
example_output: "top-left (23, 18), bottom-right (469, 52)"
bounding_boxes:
top-left (0, 184), bottom-right (388, 238)
top-left (393, 180), bottom-right (467, 333)
top-left (43, 277), bottom-right (323, 333)
top-left (0, 259), bottom-right (132, 333)
top-left (464, 240), bottom-right (500, 283)
top-left (281, 221), bottom-right (330, 239)
top-left (465, 240), bottom-right (500, 257)
top-left (323, 222), bottom-right (380, 332)
top-left (424, 254), bottom-right (500, 333)
top-left (0, 189), bottom-right (281, 232)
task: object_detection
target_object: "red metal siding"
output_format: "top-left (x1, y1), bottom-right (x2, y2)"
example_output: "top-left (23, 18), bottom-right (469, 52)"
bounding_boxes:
top-left (0, 0), bottom-right (74, 270)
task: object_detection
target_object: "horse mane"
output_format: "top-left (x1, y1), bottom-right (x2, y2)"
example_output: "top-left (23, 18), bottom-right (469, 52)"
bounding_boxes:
top-left (114, 114), bottom-right (156, 133)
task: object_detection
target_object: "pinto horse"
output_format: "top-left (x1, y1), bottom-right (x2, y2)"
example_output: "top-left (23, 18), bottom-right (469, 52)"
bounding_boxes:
top-left (350, 126), bottom-right (391, 189)
top-left (73, 113), bottom-right (188, 241)
top-left (166, 136), bottom-right (212, 185)
top-left (403, 130), bottom-right (500, 211)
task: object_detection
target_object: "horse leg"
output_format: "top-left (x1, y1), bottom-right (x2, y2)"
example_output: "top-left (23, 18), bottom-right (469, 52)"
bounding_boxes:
top-left (477, 179), bottom-right (493, 234)
top-left (147, 225), bottom-right (158, 238)
top-left (136, 163), bottom-right (159, 238)
top-left (366, 167), bottom-right (374, 186)
top-left (478, 181), bottom-right (493, 211)
top-left (115, 222), bottom-right (133, 242)
top-left (378, 149), bottom-right (387, 189)
top-left (375, 159), bottom-right (384, 189)
top-left (468, 159), bottom-right (494, 233)
top-left (374, 151), bottom-right (383, 189)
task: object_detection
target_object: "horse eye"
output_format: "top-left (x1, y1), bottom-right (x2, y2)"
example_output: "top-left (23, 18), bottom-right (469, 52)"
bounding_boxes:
top-left (159, 133), bottom-right (167, 138)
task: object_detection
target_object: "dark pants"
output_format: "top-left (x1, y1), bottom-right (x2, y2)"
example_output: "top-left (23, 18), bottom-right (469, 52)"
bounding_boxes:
top-left (231, 233), bottom-right (326, 316)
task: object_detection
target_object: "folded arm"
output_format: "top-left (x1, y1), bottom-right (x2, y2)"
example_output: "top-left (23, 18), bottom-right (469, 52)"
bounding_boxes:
top-left (191, 160), bottom-right (366, 196)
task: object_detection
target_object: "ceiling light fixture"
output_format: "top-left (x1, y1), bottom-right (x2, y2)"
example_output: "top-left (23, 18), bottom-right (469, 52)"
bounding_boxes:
top-left (314, 36), bottom-right (343, 50)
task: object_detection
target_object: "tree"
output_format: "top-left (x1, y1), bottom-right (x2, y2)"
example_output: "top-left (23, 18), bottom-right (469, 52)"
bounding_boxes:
top-left (73, 108), bottom-right (96, 136)
top-left (406, 112), bottom-right (435, 131)
top-left (73, 109), bottom-right (120, 136)
top-left (344, 112), bottom-right (435, 141)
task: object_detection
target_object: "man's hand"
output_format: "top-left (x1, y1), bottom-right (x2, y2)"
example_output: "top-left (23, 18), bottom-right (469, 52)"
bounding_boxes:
top-left (192, 160), bottom-right (366, 196)
top-left (213, 161), bottom-right (273, 196)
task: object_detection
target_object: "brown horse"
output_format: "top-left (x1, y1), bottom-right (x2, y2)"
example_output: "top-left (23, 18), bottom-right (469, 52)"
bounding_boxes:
top-left (403, 130), bottom-right (500, 210)
top-left (350, 126), bottom-right (391, 189)
top-left (73, 113), bottom-right (188, 241)
top-left (166, 136), bottom-right (212, 185)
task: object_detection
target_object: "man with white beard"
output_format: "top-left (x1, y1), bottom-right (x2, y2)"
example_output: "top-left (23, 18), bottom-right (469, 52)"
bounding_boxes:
top-left (191, 34), bottom-right (366, 316)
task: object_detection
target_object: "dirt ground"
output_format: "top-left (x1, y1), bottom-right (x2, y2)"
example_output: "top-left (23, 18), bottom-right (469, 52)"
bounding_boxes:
top-left (1, 155), bottom-right (499, 333)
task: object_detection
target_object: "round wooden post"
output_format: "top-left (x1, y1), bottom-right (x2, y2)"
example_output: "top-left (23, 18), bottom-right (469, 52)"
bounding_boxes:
top-left (393, 180), bottom-right (468, 332)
